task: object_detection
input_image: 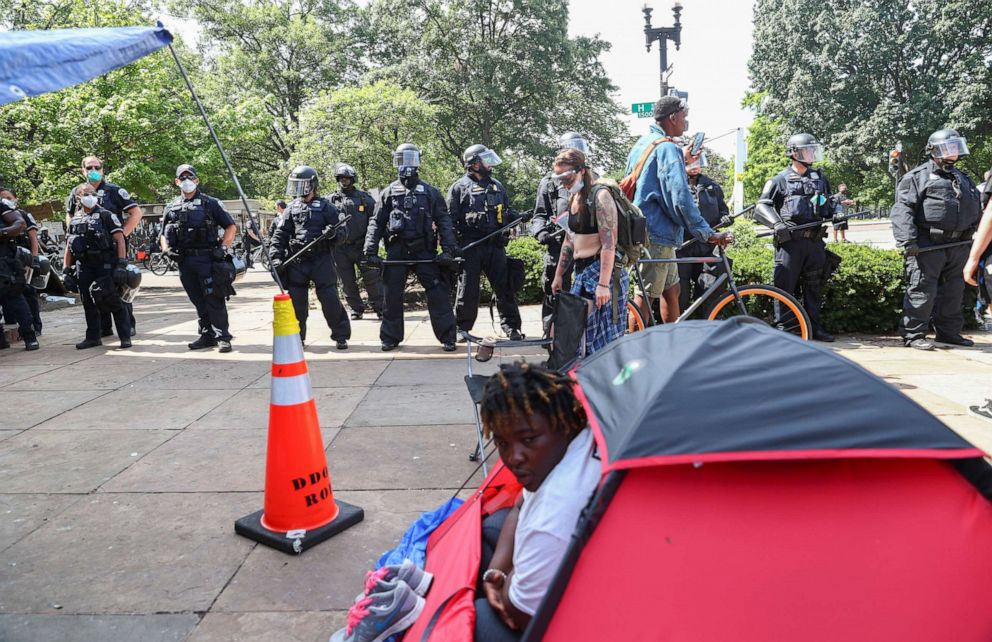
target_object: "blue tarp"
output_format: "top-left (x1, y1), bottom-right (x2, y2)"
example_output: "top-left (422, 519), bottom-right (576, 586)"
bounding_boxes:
top-left (0, 25), bottom-right (173, 105)
top-left (376, 496), bottom-right (464, 570)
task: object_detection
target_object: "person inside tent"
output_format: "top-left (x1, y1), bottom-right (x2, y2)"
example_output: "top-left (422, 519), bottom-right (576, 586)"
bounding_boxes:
top-left (474, 362), bottom-right (602, 640)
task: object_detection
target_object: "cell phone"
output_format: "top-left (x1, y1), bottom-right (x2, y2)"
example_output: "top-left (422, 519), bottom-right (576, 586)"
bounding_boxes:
top-left (690, 132), bottom-right (705, 157)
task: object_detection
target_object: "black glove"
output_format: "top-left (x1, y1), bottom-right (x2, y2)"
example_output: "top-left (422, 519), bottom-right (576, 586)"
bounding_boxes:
top-left (519, 210), bottom-right (534, 224)
top-left (436, 252), bottom-right (458, 269)
top-left (773, 222), bottom-right (793, 243)
top-left (535, 229), bottom-right (551, 245)
top-left (363, 254), bottom-right (383, 269)
top-left (270, 256), bottom-right (283, 271)
top-left (211, 247), bottom-right (227, 261)
top-left (112, 266), bottom-right (127, 286)
top-left (902, 243), bottom-right (920, 257)
top-left (719, 215), bottom-right (734, 228)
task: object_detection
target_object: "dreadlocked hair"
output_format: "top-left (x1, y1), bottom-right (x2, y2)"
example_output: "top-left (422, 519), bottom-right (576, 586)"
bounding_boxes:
top-left (479, 361), bottom-right (587, 440)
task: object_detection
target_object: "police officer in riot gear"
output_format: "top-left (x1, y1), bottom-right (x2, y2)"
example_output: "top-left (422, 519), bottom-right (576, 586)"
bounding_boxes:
top-left (1, 187), bottom-right (43, 335)
top-left (754, 133), bottom-right (836, 342)
top-left (532, 132), bottom-right (589, 333)
top-left (0, 193), bottom-right (38, 350)
top-left (892, 128), bottom-right (981, 350)
top-left (330, 164), bottom-right (383, 320)
top-left (65, 182), bottom-right (131, 349)
top-left (447, 144), bottom-right (529, 340)
top-left (270, 165), bottom-right (351, 349)
top-left (161, 165), bottom-right (237, 353)
top-left (679, 154), bottom-right (731, 312)
top-left (364, 143), bottom-right (459, 352)
top-left (66, 156), bottom-right (142, 336)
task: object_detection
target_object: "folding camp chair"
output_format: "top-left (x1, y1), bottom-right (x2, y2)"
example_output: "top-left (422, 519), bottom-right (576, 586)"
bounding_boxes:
top-left (462, 330), bottom-right (553, 476)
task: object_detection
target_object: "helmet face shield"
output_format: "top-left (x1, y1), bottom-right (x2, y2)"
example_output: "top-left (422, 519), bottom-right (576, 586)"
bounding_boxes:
top-left (792, 144), bottom-right (823, 164)
top-left (478, 149), bottom-right (502, 168)
top-left (392, 149), bottom-right (421, 168)
top-left (560, 136), bottom-right (589, 155)
top-left (931, 137), bottom-right (969, 159)
top-left (286, 177), bottom-right (315, 197)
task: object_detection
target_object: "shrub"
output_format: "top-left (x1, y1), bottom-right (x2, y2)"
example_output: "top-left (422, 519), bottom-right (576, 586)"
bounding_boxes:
top-left (478, 236), bottom-right (546, 305)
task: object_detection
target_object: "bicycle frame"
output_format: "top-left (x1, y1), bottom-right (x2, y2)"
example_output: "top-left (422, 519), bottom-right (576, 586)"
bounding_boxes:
top-left (633, 246), bottom-right (747, 324)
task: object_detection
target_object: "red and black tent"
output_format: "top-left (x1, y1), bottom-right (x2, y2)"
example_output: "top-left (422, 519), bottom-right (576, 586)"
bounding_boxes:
top-left (524, 318), bottom-right (992, 641)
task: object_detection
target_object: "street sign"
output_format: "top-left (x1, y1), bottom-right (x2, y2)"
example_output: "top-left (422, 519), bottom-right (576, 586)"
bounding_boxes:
top-left (631, 102), bottom-right (654, 118)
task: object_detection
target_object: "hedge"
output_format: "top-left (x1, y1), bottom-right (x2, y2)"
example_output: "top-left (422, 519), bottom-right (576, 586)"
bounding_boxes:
top-left (491, 221), bottom-right (977, 334)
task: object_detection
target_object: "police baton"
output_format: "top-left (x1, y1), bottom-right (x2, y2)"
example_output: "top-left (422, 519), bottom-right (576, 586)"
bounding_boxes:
top-left (458, 214), bottom-right (531, 254)
top-left (755, 210), bottom-right (871, 238)
top-left (380, 257), bottom-right (465, 266)
top-left (678, 205), bottom-right (755, 251)
top-left (913, 239), bottom-right (974, 254)
top-left (276, 215), bottom-right (352, 273)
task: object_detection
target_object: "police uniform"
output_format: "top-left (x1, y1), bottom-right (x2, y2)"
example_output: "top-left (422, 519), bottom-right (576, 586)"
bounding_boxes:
top-left (330, 187), bottom-right (383, 318)
top-left (678, 173), bottom-right (728, 311)
top-left (365, 178), bottom-right (458, 347)
top-left (270, 196), bottom-right (351, 343)
top-left (447, 174), bottom-right (522, 335)
top-left (532, 172), bottom-right (571, 332)
top-left (162, 190), bottom-right (236, 343)
top-left (67, 205), bottom-right (131, 341)
top-left (759, 165), bottom-right (834, 334)
top-left (12, 208), bottom-right (43, 333)
top-left (891, 159), bottom-right (982, 343)
top-left (0, 201), bottom-right (38, 349)
top-left (67, 180), bottom-right (140, 334)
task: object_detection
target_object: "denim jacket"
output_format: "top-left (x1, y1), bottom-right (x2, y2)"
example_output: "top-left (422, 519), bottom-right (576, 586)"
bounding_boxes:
top-left (625, 123), bottom-right (714, 247)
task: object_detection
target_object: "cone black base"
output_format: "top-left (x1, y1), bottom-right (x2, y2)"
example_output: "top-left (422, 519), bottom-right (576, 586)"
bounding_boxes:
top-left (234, 500), bottom-right (364, 554)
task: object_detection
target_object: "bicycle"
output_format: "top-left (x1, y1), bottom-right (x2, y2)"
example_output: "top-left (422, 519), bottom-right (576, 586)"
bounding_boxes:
top-left (625, 245), bottom-right (812, 341)
top-left (149, 252), bottom-right (177, 276)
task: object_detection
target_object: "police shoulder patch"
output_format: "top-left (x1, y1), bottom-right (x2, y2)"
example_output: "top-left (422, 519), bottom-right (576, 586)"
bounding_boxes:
top-left (416, 184), bottom-right (425, 193)
top-left (110, 214), bottom-right (122, 227)
top-left (119, 188), bottom-right (130, 200)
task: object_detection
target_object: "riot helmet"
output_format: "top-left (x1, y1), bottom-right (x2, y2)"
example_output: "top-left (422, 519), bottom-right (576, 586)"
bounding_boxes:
top-left (392, 143), bottom-right (422, 169)
top-left (462, 144), bottom-right (502, 171)
top-left (927, 128), bottom-right (970, 161)
top-left (30, 255), bottom-right (51, 290)
top-left (119, 264), bottom-right (142, 303)
top-left (286, 165), bottom-right (319, 198)
top-left (786, 133), bottom-right (823, 165)
top-left (335, 164), bottom-right (358, 180)
top-left (558, 132), bottom-right (590, 156)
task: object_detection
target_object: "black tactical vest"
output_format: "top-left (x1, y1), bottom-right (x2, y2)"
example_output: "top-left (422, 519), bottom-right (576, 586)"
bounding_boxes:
top-left (780, 169), bottom-right (829, 225)
top-left (919, 167), bottom-right (982, 232)
top-left (165, 197), bottom-right (217, 250)
top-left (387, 183), bottom-right (431, 249)
top-left (68, 211), bottom-right (114, 262)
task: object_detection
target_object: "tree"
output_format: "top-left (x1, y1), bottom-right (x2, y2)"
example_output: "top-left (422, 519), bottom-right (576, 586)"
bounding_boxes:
top-left (358, 0), bottom-right (633, 181)
top-left (291, 80), bottom-right (460, 192)
top-left (749, 0), bottom-right (992, 203)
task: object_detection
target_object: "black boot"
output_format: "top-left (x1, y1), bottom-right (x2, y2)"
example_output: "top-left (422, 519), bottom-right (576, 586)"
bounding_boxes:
top-left (188, 336), bottom-right (218, 350)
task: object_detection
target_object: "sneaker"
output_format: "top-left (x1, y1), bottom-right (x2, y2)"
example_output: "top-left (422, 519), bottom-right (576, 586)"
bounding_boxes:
top-left (350, 310), bottom-right (364, 321)
top-left (381, 341), bottom-right (398, 352)
top-left (905, 338), bottom-right (935, 351)
top-left (970, 399), bottom-right (992, 423)
top-left (119, 338), bottom-right (132, 349)
top-left (354, 560), bottom-right (433, 603)
top-left (218, 340), bottom-right (233, 353)
top-left (336, 340), bottom-right (349, 351)
top-left (812, 329), bottom-right (835, 342)
top-left (188, 336), bottom-right (217, 350)
top-left (456, 334), bottom-right (468, 344)
top-left (24, 337), bottom-right (40, 351)
top-left (76, 338), bottom-right (102, 350)
top-left (934, 334), bottom-right (975, 347)
top-left (330, 581), bottom-right (425, 642)
top-left (507, 328), bottom-right (524, 341)
top-left (442, 342), bottom-right (456, 352)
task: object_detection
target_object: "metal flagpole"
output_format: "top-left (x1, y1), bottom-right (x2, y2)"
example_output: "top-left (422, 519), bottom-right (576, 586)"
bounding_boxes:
top-left (166, 41), bottom-right (285, 293)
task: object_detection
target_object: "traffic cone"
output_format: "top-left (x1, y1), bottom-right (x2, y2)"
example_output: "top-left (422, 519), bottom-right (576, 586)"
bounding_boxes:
top-left (235, 293), bottom-right (363, 554)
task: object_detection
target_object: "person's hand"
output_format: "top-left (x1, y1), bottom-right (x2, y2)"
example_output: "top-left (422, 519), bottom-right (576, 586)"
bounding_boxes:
top-left (269, 257), bottom-right (283, 272)
top-left (773, 222), bottom-right (793, 243)
top-left (719, 215), bottom-right (734, 228)
top-left (707, 231), bottom-right (735, 247)
top-left (683, 147), bottom-right (702, 165)
top-left (482, 572), bottom-right (516, 630)
top-left (535, 228), bottom-right (551, 245)
top-left (551, 274), bottom-right (563, 295)
top-left (842, 199), bottom-right (856, 207)
top-left (112, 266), bottom-right (127, 286)
top-left (518, 210), bottom-right (534, 224)
top-left (436, 252), bottom-right (459, 269)
top-left (594, 282), bottom-right (611, 309)
top-left (964, 256), bottom-right (980, 285)
top-left (211, 247), bottom-right (227, 261)
top-left (902, 243), bottom-right (920, 257)
top-left (363, 254), bottom-right (382, 269)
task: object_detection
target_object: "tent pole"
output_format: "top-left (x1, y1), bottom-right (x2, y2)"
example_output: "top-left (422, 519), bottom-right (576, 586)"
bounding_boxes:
top-left (166, 42), bottom-right (284, 293)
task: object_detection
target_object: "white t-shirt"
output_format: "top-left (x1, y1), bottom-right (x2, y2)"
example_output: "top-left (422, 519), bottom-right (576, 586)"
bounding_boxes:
top-left (508, 428), bottom-right (601, 616)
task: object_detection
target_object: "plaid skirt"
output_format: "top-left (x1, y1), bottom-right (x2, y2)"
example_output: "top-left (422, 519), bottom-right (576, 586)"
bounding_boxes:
top-left (571, 256), bottom-right (629, 356)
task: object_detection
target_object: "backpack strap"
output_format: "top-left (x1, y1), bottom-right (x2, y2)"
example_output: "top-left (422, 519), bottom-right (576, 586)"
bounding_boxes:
top-left (629, 136), bottom-right (671, 184)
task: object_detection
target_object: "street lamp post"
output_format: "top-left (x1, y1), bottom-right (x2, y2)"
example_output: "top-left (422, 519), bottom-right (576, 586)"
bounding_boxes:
top-left (642, 2), bottom-right (683, 98)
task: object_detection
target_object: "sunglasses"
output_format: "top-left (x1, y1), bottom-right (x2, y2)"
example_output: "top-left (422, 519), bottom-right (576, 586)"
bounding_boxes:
top-left (84, 165), bottom-right (102, 170)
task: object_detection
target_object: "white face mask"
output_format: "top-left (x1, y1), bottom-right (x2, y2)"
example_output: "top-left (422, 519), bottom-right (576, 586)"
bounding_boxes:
top-left (179, 179), bottom-right (197, 193)
top-left (0, 198), bottom-right (15, 209)
top-left (80, 194), bottom-right (98, 209)
top-left (567, 179), bottom-right (584, 195)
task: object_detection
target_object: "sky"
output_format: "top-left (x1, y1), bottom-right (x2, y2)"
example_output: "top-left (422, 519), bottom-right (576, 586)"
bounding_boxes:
top-left (160, 0), bottom-right (757, 158)
top-left (567, 0), bottom-right (756, 158)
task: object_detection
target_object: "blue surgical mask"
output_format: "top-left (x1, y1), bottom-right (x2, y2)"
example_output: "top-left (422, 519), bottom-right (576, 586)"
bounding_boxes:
top-left (87, 169), bottom-right (102, 182)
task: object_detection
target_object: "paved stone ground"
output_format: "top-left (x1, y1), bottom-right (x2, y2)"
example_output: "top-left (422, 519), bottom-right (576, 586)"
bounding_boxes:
top-left (1, 269), bottom-right (990, 642)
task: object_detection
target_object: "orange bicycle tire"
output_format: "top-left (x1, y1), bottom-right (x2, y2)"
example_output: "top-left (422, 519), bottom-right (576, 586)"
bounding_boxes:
top-left (706, 284), bottom-right (812, 340)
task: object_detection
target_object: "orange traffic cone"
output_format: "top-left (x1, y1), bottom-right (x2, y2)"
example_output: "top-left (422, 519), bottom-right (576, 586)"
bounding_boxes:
top-left (235, 293), bottom-right (363, 554)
